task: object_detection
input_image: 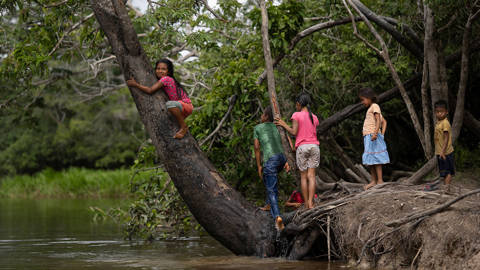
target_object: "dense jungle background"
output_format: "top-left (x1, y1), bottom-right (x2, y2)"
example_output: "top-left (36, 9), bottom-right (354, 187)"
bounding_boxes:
top-left (1, 0), bottom-right (480, 239)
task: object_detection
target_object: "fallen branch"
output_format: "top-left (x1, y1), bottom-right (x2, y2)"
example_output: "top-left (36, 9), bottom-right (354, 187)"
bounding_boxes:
top-left (385, 189), bottom-right (480, 227)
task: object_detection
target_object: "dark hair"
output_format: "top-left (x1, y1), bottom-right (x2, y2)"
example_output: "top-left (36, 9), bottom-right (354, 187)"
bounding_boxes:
top-left (358, 87), bottom-right (377, 103)
top-left (155, 59), bottom-right (188, 100)
top-left (263, 105), bottom-right (274, 122)
top-left (434, 99), bottom-right (448, 110)
top-left (296, 92), bottom-right (314, 125)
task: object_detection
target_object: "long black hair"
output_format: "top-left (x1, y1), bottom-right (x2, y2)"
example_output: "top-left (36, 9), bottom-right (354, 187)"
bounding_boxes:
top-left (155, 59), bottom-right (188, 100)
top-left (358, 87), bottom-right (377, 103)
top-left (296, 92), bottom-right (314, 125)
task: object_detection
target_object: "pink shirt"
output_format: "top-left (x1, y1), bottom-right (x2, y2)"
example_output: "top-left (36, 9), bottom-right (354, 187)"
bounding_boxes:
top-left (291, 111), bottom-right (320, 148)
top-left (160, 76), bottom-right (191, 104)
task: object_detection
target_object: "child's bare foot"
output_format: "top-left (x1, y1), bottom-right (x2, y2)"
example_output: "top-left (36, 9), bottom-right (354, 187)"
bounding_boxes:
top-left (308, 201), bottom-right (314, 209)
top-left (275, 216), bottom-right (284, 231)
top-left (377, 179), bottom-right (384, 185)
top-left (173, 127), bottom-right (189, 139)
top-left (364, 182), bottom-right (376, 191)
top-left (260, 204), bottom-right (271, 211)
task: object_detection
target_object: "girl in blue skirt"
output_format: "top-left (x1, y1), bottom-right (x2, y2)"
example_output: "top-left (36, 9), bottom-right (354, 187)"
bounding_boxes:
top-left (359, 88), bottom-right (390, 190)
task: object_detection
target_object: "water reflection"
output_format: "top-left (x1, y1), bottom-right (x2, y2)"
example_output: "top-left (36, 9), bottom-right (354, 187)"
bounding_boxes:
top-left (0, 199), bottom-right (346, 270)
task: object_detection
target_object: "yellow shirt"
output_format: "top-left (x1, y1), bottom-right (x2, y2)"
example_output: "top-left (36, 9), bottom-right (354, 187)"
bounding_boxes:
top-left (434, 118), bottom-right (454, 155)
top-left (363, 103), bottom-right (382, 136)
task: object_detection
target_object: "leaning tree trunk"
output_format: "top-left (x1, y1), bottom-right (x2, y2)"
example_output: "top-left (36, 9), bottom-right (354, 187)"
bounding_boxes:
top-left (258, 0), bottom-right (299, 182)
top-left (90, 0), bottom-right (276, 256)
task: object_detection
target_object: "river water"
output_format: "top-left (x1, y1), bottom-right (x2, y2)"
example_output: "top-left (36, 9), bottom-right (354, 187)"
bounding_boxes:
top-left (0, 199), bottom-right (347, 269)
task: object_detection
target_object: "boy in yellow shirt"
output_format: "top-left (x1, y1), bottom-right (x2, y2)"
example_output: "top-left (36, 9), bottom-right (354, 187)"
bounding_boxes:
top-left (425, 100), bottom-right (454, 191)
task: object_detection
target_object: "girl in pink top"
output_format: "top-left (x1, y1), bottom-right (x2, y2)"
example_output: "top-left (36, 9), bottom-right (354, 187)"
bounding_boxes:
top-left (275, 93), bottom-right (320, 209)
top-left (127, 59), bottom-right (193, 139)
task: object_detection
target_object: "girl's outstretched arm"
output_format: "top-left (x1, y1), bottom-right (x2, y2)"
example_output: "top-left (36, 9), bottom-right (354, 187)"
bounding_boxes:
top-left (126, 78), bottom-right (163, 94)
top-left (274, 117), bottom-right (298, 136)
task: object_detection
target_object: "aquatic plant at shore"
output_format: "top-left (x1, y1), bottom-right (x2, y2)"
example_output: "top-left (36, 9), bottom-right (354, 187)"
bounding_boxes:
top-left (0, 168), bottom-right (132, 199)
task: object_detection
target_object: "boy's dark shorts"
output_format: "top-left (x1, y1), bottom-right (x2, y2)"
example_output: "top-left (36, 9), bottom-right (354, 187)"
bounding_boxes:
top-left (437, 152), bottom-right (455, 177)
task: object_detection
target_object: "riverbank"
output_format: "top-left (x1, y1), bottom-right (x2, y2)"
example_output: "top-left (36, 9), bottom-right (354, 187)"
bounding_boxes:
top-left (0, 168), bottom-right (133, 199)
top-left (283, 172), bottom-right (480, 269)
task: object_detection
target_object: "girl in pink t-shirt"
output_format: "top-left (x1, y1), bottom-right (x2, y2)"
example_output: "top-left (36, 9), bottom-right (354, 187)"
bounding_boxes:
top-left (127, 59), bottom-right (193, 139)
top-left (275, 92), bottom-right (320, 209)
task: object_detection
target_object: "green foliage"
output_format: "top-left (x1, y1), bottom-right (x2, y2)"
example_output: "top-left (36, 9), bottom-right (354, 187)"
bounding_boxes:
top-left (249, 0), bottom-right (306, 54)
top-left (0, 167), bottom-right (132, 198)
top-left (92, 142), bottom-right (201, 240)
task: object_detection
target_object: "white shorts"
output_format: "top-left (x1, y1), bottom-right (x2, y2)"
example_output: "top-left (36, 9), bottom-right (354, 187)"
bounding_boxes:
top-left (296, 144), bottom-right (320, 172)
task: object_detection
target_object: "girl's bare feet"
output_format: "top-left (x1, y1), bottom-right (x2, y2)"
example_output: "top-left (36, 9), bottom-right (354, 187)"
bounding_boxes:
top-left (363, 182), bottom-right (376, 191)
top-left (173, 126), bottom-right (188, 139)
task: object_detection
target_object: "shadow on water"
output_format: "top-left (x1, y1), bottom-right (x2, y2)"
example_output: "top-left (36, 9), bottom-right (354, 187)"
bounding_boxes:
top-left (0, 199), bottom-right (348, 270)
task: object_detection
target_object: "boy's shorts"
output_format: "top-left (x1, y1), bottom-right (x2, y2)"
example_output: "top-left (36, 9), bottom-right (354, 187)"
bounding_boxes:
top-left (437, 152), bottom-right (455, 177)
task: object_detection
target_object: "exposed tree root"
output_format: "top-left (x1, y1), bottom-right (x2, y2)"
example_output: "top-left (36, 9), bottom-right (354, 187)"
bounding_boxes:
top-left (281, 183), bottom-right (480, 269)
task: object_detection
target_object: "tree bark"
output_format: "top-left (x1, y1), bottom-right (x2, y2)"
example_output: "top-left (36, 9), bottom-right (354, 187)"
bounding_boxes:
top-left (451, 8), bottom-right (480, 142)
top-left (421, 48), bottom-right (433, 158)
top-left (90, 0), bottom-right (276, 256)
top-left (258, 0), bottom-right (299, 182)
top-left (424, 4), bottom-right (449, 109)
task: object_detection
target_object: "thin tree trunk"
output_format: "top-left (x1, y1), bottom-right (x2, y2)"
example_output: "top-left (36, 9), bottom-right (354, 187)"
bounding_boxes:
top-left (451, 8), bottom-right (480, 142)
top-left (424, 4), bottom-right (449, 110)
top-left (90, 0), bottom-right (276, 256)
top-left (258, 0), bottom-right (298, 181)
top-left (421, 51), bottom-right (433, 158)
top-left (346, 0), bottom-right (427, 156)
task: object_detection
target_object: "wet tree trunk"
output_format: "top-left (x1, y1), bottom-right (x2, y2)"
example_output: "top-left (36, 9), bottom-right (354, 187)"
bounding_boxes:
top-left (90, 0), bottom-right (276, 257)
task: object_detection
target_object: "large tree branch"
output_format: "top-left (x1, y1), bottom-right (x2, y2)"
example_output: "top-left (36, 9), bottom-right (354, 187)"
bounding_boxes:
top-left (350, 0), bottom-right (424, 60)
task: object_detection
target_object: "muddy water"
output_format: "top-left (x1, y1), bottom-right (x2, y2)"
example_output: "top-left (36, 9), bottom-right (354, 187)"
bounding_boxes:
top-left (0, 199), bottom-right (348, 269)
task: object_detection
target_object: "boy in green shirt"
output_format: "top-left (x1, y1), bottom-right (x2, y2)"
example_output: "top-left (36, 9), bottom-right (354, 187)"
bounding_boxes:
top-left (254, 106), bottom-right (289, 230)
